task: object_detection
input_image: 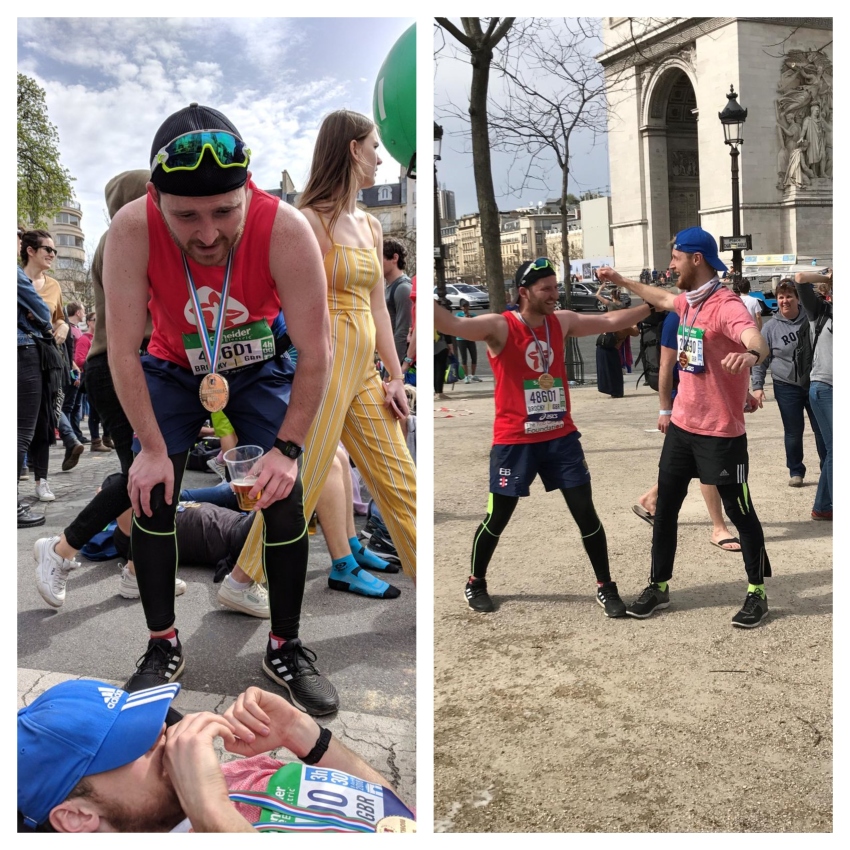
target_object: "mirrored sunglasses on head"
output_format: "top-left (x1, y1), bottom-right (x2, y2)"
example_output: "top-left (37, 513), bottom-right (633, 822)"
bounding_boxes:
top-left (521, 257), bottom-right (555, 285)
top-left (152, 130), bottom-right (251, 173)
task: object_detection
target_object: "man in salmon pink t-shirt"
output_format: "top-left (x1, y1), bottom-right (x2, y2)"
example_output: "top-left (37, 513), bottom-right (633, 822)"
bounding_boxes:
top-left (598, 227), bottom-right (772, 628)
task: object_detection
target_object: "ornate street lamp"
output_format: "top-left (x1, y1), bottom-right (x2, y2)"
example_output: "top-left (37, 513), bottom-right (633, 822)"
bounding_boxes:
top-left (434, 122), bottom-right (449, 307)
top-left (719, 85), bottom-right (748, 280)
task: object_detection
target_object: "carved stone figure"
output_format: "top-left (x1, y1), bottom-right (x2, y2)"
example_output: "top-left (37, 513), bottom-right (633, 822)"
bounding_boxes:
top-left (801, 104), bottom-right (829, 177)
top-left (775, 49), bottom-right (832, 186)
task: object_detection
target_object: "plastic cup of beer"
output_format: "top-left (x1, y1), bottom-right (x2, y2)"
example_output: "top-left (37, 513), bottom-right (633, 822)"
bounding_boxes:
top-left (224, 445), bottom-right (264, 511)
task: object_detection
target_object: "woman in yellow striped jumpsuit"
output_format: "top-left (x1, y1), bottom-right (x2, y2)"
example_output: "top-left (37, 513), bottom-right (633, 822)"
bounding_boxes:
top-left (238, 110), bottom-right (416, 593)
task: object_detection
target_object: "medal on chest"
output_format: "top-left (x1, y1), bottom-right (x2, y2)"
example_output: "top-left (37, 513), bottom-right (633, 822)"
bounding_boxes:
top-left (198, 372), bottom-right (229, 412)
top-left (183, 249), bottom-right (236, 412)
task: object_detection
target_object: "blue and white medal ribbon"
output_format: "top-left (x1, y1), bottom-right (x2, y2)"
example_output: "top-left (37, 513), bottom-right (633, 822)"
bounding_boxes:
top-left (183, 247), bottom-right (234, 411)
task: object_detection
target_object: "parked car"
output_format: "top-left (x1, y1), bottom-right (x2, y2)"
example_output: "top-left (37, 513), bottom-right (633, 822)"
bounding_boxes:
top-left (433, 283), bottom-right (490, 309)
top-left (559, 282), bottom-right (631, 311)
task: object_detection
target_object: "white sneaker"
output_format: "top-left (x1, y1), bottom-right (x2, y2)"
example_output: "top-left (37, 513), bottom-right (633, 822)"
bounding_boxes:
top-left (217, 578), bottom-right (270, 618)
top-left (119, 563), bottom-right (187, 599)
top-left (35, 479), bottom-right (55, 502)
top-left (471, 375), bottom-right (483, 382)
top-left (464, 375), bottom-right (472, 383)
top-left (206, 456), bottom-right (227, 481)
top-left (34, 536), bottom-right (79, 608)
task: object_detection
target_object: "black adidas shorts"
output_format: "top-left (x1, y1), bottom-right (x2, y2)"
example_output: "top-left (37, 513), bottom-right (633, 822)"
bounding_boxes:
top-left (660, 421), bottom-right (749, 486)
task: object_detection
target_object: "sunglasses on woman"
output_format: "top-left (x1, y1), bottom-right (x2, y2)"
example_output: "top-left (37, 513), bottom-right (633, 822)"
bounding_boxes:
top-left (38, 245), bottom-right (57, 255)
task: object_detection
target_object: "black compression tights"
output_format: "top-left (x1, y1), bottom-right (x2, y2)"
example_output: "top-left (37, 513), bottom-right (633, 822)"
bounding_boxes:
top-left (651, 469), bottom-right (772, 585)
top-left (131, 451), bottom-right (309, 638)
top-left (470, 484), bottom-right (611, 583)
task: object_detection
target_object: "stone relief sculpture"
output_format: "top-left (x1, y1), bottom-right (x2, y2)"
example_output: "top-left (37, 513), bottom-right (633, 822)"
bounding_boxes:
top-left (775, 49), bottom-right (832, 187)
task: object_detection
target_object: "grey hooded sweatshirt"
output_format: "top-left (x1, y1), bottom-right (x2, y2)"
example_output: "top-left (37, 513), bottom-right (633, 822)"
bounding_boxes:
top-left (751, 308), bottom-right (810, 391)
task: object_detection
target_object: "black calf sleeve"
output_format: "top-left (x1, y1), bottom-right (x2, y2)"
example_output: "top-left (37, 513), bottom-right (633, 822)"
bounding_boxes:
top-left (263, 475), bottom-right (308, 639)
top-left (561, 483), bottom-right (611, 583)
top-left (470, 492), bottom-right (518, 579)
top-left (64, 472), bottom-right (131, 551)
top-left (132, 452), bottom-right (187, 632)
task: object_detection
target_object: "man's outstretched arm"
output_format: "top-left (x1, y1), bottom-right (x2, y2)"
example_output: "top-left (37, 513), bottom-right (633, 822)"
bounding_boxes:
top-left (435, 301), bottom-right (507, 355)
top-left (598, 267), bottom-right (678, 312)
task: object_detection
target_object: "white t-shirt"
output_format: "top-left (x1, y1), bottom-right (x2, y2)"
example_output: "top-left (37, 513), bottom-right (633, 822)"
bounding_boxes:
top-left (740, 294), bottom-right (761, 324)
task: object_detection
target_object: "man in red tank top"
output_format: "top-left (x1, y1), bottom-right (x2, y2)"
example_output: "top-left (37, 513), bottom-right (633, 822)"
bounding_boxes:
top-left (435, 258), bottom-right (653, 616)
top-left (103, 103), bottom-right (339, 715)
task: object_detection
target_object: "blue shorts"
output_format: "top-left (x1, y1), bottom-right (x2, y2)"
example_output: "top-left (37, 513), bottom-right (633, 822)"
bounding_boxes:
top-left (136, 353), bottom-right (295, 456)
top-left (489, 431), bottom-right (591, 497)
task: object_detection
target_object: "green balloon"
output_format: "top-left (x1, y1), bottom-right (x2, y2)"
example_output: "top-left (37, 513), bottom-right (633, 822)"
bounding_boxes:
top-left (373, 23), bottom-right (416, 173)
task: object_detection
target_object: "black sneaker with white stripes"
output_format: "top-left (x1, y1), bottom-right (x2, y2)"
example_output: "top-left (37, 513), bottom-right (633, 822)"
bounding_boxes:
top-left (464, 576), bottom-right (494, 613)
top-left (596, 581), bottom-right (627, 618)
top-left (123, 631), bottom-right (185, 692)
top-left (263, 638), bottom-right (340, 716)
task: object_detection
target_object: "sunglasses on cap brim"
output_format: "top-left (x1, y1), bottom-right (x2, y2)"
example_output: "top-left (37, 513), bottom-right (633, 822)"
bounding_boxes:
top-left (520, 257), bottom-right (556, 285)
top-left (151, 130), bottom-right (251, 173)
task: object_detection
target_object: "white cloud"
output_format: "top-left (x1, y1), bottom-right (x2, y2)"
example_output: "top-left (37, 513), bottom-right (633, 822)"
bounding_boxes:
top-left (18, 17), bottom-right (413, 251)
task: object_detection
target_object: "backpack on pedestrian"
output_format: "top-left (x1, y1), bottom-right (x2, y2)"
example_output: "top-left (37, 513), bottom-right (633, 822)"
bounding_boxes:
top-left (792, 302), bottom-right (831, 389)
top-left (635, 310), bottom-right (670, 392)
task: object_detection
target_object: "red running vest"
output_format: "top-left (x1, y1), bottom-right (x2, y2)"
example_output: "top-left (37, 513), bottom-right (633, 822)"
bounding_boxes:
top-left (489, 311), bottom-right (577, 445)
top-left (145, 181), bottom-right (281, 369)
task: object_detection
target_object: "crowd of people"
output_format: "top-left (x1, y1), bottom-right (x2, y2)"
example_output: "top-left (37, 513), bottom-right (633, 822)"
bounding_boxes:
top-left (18, 103), bottom-right (417, 832)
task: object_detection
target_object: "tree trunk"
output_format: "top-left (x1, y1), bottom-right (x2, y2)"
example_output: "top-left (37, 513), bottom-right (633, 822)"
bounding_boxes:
top-left (468, 46), bottom-right (506, 314)
top-left (560, 164), bottom-right (572, 309)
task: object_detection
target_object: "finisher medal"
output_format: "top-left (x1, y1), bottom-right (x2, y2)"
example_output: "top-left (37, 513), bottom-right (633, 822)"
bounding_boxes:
top-left (182, 248), bottom-right (235, 414)
top-left (199, 373), bottom-right (229, 412)
top-left (538, 373), bottom-right (555, 390)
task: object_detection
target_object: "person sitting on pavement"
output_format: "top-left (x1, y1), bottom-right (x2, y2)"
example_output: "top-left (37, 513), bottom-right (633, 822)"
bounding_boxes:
top-left (18, 679), bottom-right (413, 833)
top-left (750, 279), bottom-right (826, 488)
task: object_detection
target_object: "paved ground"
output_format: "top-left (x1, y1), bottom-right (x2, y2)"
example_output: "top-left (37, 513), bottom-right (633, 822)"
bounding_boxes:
top-left (433, 372), bottom-right (832, 833)
top-left (17, 443), bottom-right (416, 806)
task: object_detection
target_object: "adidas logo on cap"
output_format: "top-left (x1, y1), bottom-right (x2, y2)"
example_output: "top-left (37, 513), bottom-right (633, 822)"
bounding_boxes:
top-left (98, 686), bottom-right (123, 709)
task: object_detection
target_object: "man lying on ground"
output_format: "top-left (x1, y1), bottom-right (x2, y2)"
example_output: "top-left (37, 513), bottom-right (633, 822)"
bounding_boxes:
top-left (18, 679), bottom-right (413, 833)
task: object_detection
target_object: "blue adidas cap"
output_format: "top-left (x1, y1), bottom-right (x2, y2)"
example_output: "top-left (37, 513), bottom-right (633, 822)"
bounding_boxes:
top-left (18, 679), bottom-right (180, 829)
top-left (673, 227), bottom-right (728, 273)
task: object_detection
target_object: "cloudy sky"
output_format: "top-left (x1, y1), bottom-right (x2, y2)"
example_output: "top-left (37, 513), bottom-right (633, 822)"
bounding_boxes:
top-left (17, 17), bottom-right (415, 252)
top-left (434, 18), bottom-right (610, 218)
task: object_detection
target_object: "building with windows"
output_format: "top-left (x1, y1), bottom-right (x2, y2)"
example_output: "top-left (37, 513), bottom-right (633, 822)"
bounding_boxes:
top-left (40, 200), bottom-right (88, 302)
top-left (265, 165), bottom-right (416, 266)
top-left (438, 187), bottom-right (456, 224)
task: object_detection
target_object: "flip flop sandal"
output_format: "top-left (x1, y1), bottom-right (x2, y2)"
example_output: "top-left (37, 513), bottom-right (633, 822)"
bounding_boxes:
top-left (711, 537), bottom-right (742, 552)
top-left (632, 504), bottom-right (654, 526)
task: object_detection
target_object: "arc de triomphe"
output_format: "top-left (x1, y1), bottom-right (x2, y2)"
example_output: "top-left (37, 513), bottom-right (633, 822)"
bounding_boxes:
top-left (599, 17), bottom-right (832, 276)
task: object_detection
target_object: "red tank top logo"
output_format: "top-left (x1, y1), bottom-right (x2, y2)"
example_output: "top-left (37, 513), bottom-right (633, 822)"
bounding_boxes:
top-left (524, 340), bottom-right (554, 373)
top-left (183, 287), bottom-right (250, 330)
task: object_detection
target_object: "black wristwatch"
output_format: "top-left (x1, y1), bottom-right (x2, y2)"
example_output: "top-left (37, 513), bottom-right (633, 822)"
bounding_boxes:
top-left (273, 438), bottom-right (303, 460)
